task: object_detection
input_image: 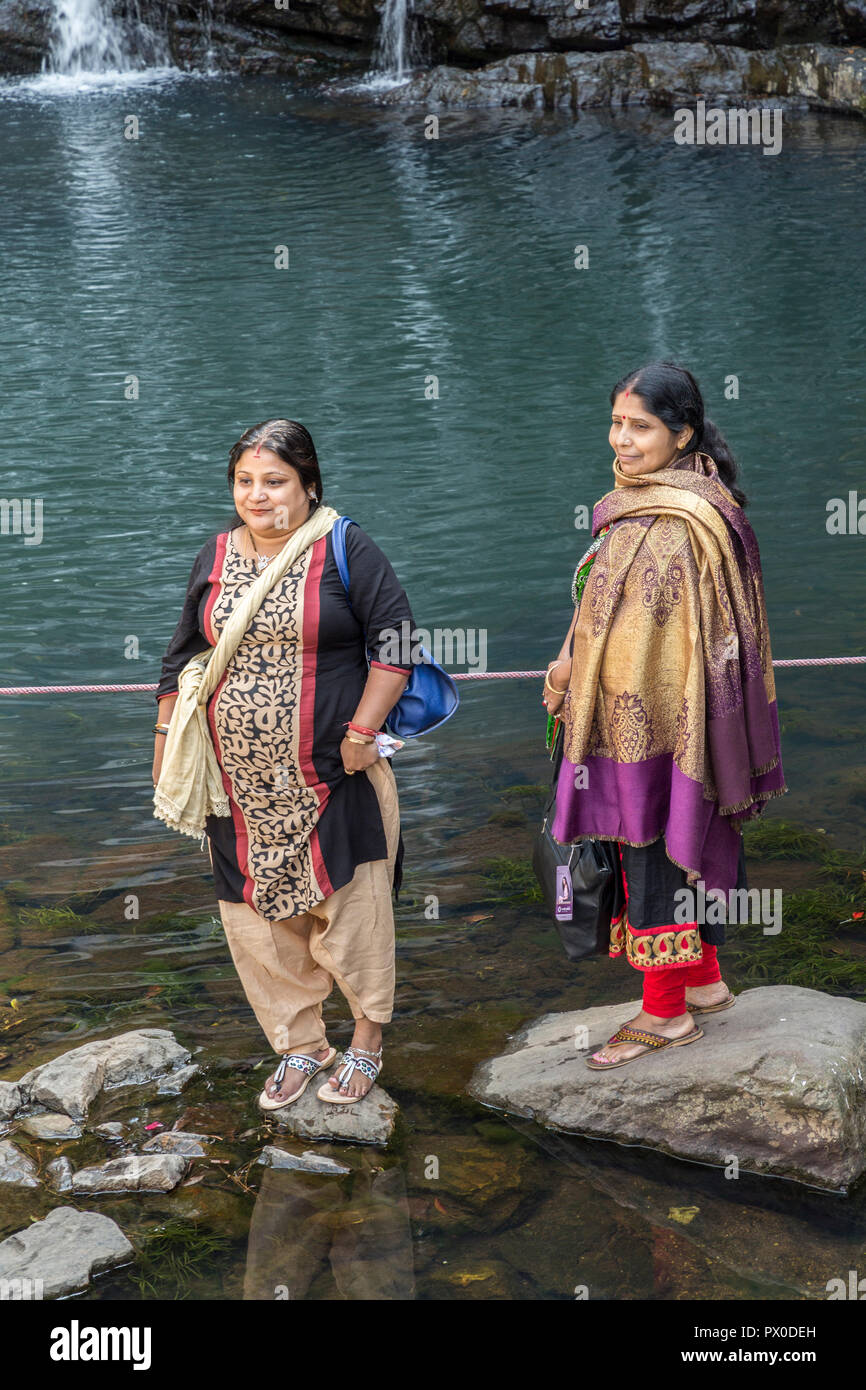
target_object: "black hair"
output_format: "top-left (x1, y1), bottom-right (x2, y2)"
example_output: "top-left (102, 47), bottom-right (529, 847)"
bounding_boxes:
top-left (226, 418), bottom-right (323, 526)
top-left (610, 361), bottom-right (746, 508)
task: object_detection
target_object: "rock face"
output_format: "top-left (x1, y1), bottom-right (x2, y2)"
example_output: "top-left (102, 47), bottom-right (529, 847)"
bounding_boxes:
top-left (0, 1206), bottom-right (133, 1298)
top-left (1, 0), bottom-right (865, 80)
top-left (469, 986), bottom-right (866, 1193)
top-left (270, 1061), bottom-right (398, 1146)
top-left (379, 42), bottom-right (866, 115)
top-left (70, 1153), bottom-right (189, 1193)
top-left (17, 1029), bottom-right (191, 1121)
top-left (0, 1139), bottom-right (39, 1188)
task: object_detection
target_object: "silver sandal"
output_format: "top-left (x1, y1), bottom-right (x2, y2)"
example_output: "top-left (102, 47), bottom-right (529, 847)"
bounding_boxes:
top-left (259, 1046), bottom-right (337, 1112)
top-left (317, 1044), bottom-right (382, 1105)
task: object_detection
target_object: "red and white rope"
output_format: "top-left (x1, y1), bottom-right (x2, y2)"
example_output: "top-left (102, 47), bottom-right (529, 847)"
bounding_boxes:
top-left (0, 656), bottom-right (864, 696)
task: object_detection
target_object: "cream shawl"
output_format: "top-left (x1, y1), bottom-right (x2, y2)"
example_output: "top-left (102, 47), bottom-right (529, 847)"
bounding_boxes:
top-left (153, 505), bottom-right (339, 839)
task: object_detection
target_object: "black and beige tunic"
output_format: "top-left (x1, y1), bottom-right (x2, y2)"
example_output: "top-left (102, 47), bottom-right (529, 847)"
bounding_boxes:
top-left (155, 520), bottom-right (416, 922)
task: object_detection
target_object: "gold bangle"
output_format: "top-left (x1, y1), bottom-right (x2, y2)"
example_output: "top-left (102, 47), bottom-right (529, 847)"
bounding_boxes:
top-left (543, 673), bottom-right (568, 696)
top-left (154, 724), bottom-right (170, 734)
top-left (345, 734), bottom-right (375, 745)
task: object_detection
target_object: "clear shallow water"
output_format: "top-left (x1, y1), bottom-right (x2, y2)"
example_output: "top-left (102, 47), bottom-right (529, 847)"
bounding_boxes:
top-left (0, 72), bottom-right (865, 1300)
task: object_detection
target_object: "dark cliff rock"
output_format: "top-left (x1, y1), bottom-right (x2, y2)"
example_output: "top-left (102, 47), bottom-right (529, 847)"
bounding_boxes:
top-left (376, 41), bottom-right (866, 115)
top-left (0, 0), bottom-right (52, 74)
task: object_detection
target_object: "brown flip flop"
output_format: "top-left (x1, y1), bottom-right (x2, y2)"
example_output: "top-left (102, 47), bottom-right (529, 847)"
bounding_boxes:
top-left (686, 992), bottom-right (736, 1015)
top-left (586, 1023), bottom-right (704, 1070)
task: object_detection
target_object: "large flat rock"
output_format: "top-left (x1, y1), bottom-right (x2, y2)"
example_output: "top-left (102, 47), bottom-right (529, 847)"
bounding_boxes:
top-left (0, 1207), bottom-right (133, 1298)
top-left (16, 1029), bottom-right (191, 1120)
top-left (468, 986), bottom-right (866, 1192)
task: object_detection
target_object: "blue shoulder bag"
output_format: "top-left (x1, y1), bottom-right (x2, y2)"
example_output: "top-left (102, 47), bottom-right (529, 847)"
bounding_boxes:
top-left (331, 516), bottom-right (459, 738)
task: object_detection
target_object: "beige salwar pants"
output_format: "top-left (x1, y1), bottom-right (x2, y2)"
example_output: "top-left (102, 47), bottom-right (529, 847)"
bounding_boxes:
top-left (216, 757), bottom-right (400, 1055)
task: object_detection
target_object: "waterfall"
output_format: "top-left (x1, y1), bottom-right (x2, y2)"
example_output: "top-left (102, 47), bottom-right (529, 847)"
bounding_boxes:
top-left (45, 0), bottom-right (171, 75)
top-left (371, 0), bottom-right (416, 81)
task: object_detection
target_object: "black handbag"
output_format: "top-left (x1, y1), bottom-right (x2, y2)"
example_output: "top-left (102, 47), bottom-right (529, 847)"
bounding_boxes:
top-left (532, 723), bottom-right (623, 962)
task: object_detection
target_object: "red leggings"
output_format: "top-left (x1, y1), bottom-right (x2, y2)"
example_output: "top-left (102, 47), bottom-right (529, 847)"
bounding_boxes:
top-left (641, 943), bottom-right (721, 1018)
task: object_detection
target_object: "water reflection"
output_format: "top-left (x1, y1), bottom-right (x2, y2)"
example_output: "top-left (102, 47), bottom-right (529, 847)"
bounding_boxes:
top-left (246, 1159), bottom-right (415, 1300)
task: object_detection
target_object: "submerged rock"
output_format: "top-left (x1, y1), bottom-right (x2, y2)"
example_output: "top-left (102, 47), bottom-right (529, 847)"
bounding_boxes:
top-left (257, 1145), bottom-right (351, 1174)
top-left (469, 986), bottom-right (866, 1192)
top-left (0, 1081), bottom-right (21, 1121)
top-left (17, 1029), bottom-right (191, 1121)
top-left (269, 1058), bottom-right (398, 1147)
top-left (45, 1156), bottom-right (74, 1193)
top-left (92, 1122), bottom-right (126, 1141)
top-left (0, 1139), bottom-right (39, 1188)
top-left (156, 1062), bottom-right (201, 1095)
top-left (0, 1206), bottom-right (133, 1299)
top-left (70, 1153), bottom-right (188, 1193)
top-left (17, 1112), bottom-right (83, 1141)
top-left (142, 1130), bottom-right (212, 1157)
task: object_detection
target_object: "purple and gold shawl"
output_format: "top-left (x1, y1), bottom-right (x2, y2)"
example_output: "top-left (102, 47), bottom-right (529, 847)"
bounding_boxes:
top-left (552, 451), bottom-right (787, 895)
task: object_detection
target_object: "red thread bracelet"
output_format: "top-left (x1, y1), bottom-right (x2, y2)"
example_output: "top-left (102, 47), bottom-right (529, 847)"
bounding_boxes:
top-left (346, 721), bottom-right (378, 737)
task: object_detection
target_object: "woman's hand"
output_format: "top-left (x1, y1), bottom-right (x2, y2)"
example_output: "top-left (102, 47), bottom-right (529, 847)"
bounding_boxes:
top-left (542, 659), bottom-right (571, 716)
top-left (340, 735), bottom-right (381, 776)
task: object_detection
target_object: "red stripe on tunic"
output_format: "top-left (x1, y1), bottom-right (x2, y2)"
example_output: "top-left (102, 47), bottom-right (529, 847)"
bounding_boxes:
top-left (206, 669), bottom-right (255, 907)
top-left (300, 535), bottom-right (334, 897)
top-left (203, 532), bottom-right (228, 646)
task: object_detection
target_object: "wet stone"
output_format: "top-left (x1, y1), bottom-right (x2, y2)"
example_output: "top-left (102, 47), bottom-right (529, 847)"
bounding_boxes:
top-left (142, 1131), bottom-right (212, 1158)
top-left (269, 1059), bottom-right (398, 1147)
top-left (17, 1111), bottom-right (83, 1141)
top-left (0, 1140), bottom-right (39, 1188)
top-left (156, 1063), bottom-right (201, 1095)
top-left (70, 1153), bottom-right (189, 1194)
top-left (0, 1082), bottom-right (21, 1122)
top-left (257, 1145), bottom-right (351, 1174)
top-left (0, 1207), bottom-right (133, 1299)
top-left (45, 1156), bottom-right (74, 1193)
top-left (92, 1122), bottom-right (126, 1141)
top-left (17, 1029), bottom-right (191, 1121)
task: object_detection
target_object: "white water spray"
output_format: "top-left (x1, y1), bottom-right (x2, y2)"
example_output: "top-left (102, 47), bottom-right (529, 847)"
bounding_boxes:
top-left (370, 0), bottom-right (416, 82)
top-left (45, 0), bottom-right (170, 75)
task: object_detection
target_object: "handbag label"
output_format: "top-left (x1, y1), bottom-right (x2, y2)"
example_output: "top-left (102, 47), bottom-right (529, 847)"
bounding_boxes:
top-left (555, 864), bottom-right (573, 921)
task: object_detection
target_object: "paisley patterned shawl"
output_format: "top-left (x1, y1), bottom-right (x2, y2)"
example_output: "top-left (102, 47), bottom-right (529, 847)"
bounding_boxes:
top-left (552, 451), bottom-right (787, 893)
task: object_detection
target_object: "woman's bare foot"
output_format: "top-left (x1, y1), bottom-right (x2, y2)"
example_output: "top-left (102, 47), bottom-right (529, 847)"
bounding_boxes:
top-left (264, 1046), bottom-right (331, 1104)
top-left (589, 1009), bottom-right (696, 1065)
top-left (325, 1018), bottom-right (383, 1100)
top-left (684, 979), bottom-right (731, 1008)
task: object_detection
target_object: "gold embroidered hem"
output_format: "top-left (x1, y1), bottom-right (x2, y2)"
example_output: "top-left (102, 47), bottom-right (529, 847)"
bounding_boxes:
top-left (609, 912), bottom-right (703, 970)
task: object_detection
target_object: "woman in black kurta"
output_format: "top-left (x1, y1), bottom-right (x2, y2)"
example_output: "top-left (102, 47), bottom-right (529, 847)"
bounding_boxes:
top-left (153, 419), bottom-right (416, 1107)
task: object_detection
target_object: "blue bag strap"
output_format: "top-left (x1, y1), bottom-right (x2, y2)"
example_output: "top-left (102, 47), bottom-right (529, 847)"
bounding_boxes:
top-left (331, 515), bottom-right (355, 611)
